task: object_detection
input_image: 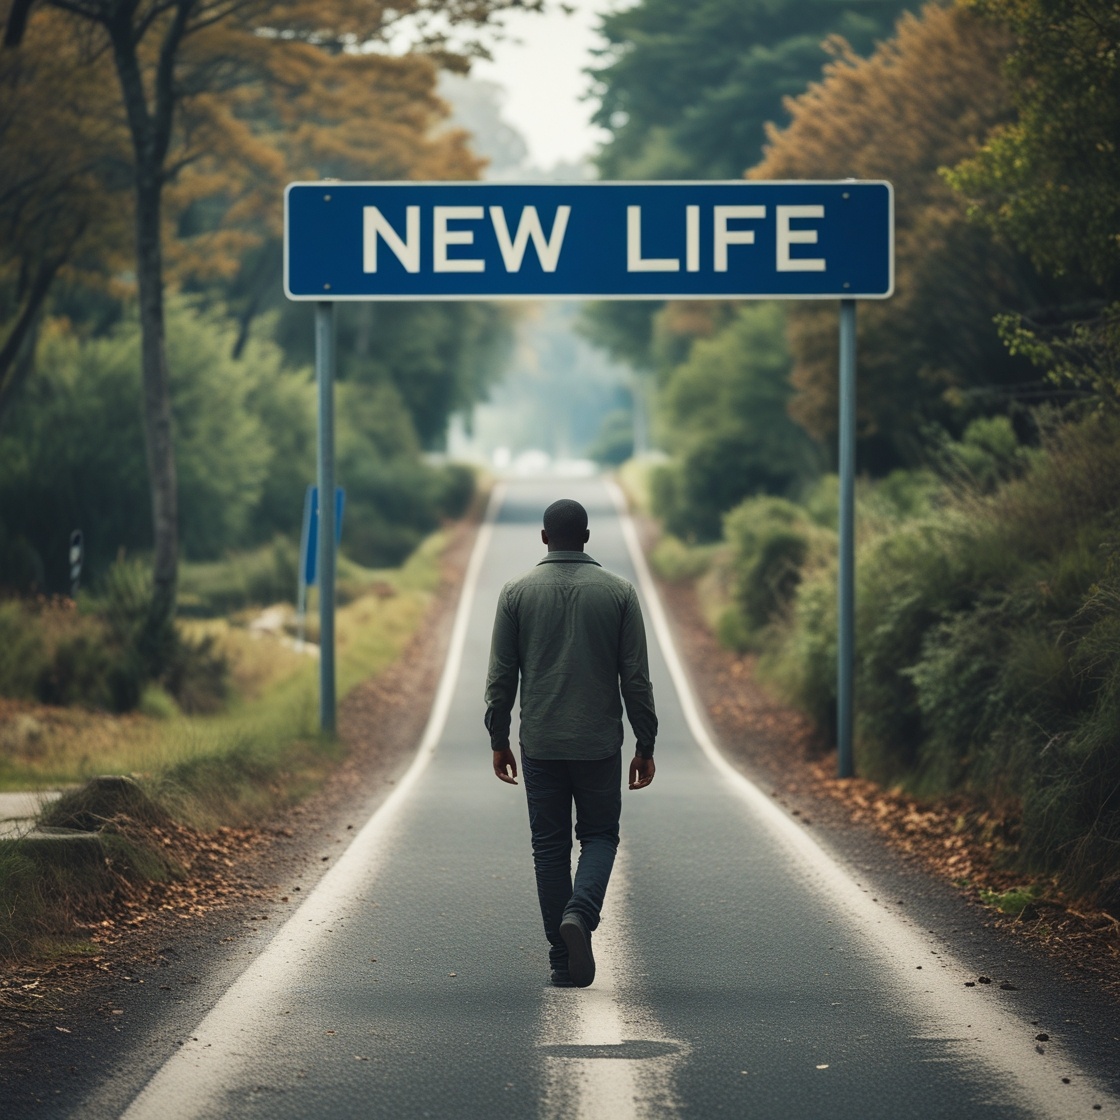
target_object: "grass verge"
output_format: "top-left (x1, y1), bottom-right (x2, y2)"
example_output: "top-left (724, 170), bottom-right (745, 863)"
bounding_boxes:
top-left (0, 522), bottom-right (456, 961)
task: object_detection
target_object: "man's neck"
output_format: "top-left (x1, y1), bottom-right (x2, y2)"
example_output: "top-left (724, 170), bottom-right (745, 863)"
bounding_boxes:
top-left (547, 544), bottom-right (585, 553)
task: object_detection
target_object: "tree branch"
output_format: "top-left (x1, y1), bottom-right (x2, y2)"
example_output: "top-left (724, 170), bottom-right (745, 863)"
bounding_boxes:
top-left (151, 0), bottom-right (194, 169)
top-left (0, 256), bottom-right (63, 424)
top-left (3, 0), bottom-right (36, 47)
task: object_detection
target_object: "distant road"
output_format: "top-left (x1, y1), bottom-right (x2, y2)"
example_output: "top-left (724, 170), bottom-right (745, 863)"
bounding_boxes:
top-left (117, 477), bottom-right (1118, 1119)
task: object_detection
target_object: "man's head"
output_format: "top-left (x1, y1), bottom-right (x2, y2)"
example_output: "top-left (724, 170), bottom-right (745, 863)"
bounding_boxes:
top-left (542, 498), bottom-right (589, 552)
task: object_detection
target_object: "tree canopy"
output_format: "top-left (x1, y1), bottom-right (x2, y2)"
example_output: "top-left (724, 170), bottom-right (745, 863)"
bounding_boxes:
top-left (0, 10), bottom-right (130, 418)
top-left (0, 0), bottom-right (530, 603)
top-left (946, 0), bottom-right (1120, 398)
top-left (752, 3), bottom-right (1041, 468)
top-left (589, 0), bottom-right (914, 181)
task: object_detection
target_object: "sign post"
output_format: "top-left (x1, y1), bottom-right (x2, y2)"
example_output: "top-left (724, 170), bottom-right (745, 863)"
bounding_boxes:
top-left (285, 180), bottom-right (893, 761)
top-left (315, 302), bottom-right (337, 734)
top-left (837, 300), bottom-right (857, 778)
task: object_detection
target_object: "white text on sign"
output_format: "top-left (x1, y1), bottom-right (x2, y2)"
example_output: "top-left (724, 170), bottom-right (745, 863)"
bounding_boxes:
top-left (362, 204), bottom-right (827, 275)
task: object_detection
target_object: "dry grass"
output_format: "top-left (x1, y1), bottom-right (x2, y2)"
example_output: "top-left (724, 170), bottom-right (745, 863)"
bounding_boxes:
top-left (0, 529), bottom-right (447, 794)
top-left (0, 526), bottom-right (453, 961)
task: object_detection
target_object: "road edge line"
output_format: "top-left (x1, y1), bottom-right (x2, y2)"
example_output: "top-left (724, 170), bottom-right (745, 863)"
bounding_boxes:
top-left (119, 482), bottom-right (505, 1120)
top-left (608, 479), bottom-right (1114, 1119)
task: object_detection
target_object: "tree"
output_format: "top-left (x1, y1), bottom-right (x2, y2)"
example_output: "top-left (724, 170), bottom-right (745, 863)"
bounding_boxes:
top-left (651, 303), bottom-right (819, 540)
top-left (3, 0), bottom-right (538, 649)
top-left (750, 3), bottom-right (1043, 470)
top-left (582, 0), bottom-right (916, 436)
top-left (946, 0), bottom-right (1120, 398)
top-left (0, 10), bottom-right (130, 421)
top-left (589, 0), bottom-right (915, 181)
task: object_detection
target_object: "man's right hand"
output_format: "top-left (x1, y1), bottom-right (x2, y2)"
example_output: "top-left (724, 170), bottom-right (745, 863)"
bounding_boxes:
top-left (493, 747), bottom-right (519, 785)
top-left (629, 754), bottom-right (655, 790)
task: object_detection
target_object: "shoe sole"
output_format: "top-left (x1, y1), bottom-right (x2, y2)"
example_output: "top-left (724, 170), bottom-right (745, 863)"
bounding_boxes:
top-left (559, 917), bottom-right (595, 988)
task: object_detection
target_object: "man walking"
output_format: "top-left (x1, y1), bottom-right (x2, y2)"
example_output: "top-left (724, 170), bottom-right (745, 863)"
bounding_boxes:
top-left (485, 497), bottom-right (657, 988)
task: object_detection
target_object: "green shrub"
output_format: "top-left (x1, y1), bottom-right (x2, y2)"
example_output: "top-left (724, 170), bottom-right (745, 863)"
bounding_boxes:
top-left (760, 561), bottom-right (839, 733)
top-left (652, 304), bottom-right (819, 541)
top-left (139, 684), bottom-right (180, 720)
top-left (801, 474), bottom-right (840, 530)
top-left (0, 560), bottom-right (229, 714)
top-left (650, 534), bottom-right (715, 582)
top-left (0, 601), bottom-right (47, 698)
top-left (0, 597), bottom-right (140, 712)
top-left (179, 537), bottom-right (299, 617)
top-left (722, 497), bottom-right (835, 650)
top-left (434, 462), bottom-right (476, 520)
top-left (752, 412), bottom-right (1120, 897)
top-left (934, 415), bottom-right (1034, 492)
top-left (588, 409), bottom-right (635, 466)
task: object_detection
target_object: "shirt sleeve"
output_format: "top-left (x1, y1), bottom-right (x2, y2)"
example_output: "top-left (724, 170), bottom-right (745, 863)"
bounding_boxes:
top-left (484, 585), bottom-right (519, 751)
top-left (618, 587), bottom-right (657, 757)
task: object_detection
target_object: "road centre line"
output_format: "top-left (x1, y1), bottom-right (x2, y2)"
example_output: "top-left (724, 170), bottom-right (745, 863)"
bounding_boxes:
top-left (608, 479), bottom-right (1116, 1119)
top-left (538, 845), bottom-right (685, 1120)
top-left (119, 484), bottom-right (505, 1120)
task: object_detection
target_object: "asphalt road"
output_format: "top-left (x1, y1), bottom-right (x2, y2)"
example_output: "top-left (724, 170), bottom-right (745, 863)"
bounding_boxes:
top-left (115, 477), bottom-right (1119, 1119)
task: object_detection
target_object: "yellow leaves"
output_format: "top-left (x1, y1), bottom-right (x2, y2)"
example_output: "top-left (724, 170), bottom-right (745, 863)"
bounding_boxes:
top-left (2, 0), bottom-right (504, 309)
top-left (753, 5), bottom-right (1012, 196)
top-left (746, 3), bottom-right (1026, 452)
top-left (0, 7), bottom-right (132, 325)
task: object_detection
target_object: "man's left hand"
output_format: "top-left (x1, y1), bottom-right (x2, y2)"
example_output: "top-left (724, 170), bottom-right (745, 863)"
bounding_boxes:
top-left (629, 754), bottom-right (655, 790)
top-left (493, 747), bottom-right (518, 785)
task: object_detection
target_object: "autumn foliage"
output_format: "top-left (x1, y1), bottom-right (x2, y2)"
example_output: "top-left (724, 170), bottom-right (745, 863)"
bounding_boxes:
top-left (751, 3), bottom-right (1038, 468)
top-left (0, 0), bottom-right (522, 613)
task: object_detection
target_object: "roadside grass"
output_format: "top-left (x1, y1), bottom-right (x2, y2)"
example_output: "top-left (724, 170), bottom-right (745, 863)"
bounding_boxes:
top-left (978, 884), bottom-right (1044, 918)
top-left (616, 455), bottom-right (666, 517)
top-left (0, 529), bottom-right (444, 795)
top-left (0, 526), bottom-right (451, 959)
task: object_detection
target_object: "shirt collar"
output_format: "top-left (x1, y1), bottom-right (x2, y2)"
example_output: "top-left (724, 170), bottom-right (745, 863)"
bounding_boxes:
top-left (537, 551), bottom-right (601, 566)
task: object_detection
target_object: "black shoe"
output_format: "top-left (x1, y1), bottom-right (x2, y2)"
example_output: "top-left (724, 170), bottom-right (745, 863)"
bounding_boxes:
top-left (549, 968), bottom-right (576, 987)
top-left (559, 912), bottom-right (595, 988)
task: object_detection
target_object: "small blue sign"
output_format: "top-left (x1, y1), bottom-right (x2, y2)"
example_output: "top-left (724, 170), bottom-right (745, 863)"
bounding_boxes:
top-left (284, 181), bottom-right (893, 302)
top-left (301, 486), bottom-right (345, 587)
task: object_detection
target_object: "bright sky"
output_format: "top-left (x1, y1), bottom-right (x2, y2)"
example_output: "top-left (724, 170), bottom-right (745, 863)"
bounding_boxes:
top-left (471, 0), bottom-right (622, 170)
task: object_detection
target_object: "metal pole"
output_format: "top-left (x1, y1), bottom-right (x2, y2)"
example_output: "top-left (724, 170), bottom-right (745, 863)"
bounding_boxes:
top-left (837, 299), bottom-right (857, 778)
top-left (315, 302), bottom-right (337, 734)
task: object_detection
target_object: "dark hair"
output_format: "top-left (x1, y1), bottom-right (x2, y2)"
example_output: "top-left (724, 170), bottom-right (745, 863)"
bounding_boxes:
top-left (543, 499), bottom-right (588, 548)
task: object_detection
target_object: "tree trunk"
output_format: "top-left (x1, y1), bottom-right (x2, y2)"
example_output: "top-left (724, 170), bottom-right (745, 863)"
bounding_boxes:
top-left (0, 258), bottom-right (60, 426)
top-left (134, 173), bottom-right (179, 641)
top-left (106, 6), bottom-right (191, 652)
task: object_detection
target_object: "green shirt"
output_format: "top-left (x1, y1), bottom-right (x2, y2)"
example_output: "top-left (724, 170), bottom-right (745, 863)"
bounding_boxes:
top-left (484, 551), bottom-right (657, 760)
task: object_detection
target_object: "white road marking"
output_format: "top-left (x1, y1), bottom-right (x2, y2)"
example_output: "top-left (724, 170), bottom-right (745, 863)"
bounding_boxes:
top-left (119, 485), bottom-right (504, 1120)
top-left (538, 847), bottom-right (686, 1120)
top-left (608, 479), bottom-right (1118, 1119)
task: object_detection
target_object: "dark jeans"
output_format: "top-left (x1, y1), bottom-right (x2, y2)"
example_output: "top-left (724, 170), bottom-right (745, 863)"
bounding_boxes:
top-left (521, 748), bottom-right (622, 970)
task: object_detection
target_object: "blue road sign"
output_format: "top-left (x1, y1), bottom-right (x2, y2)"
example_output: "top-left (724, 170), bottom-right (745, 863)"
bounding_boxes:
top-left (284, 181), bottom-right (893, 302)
top-left (301, 485), bottom-right (345, 588)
